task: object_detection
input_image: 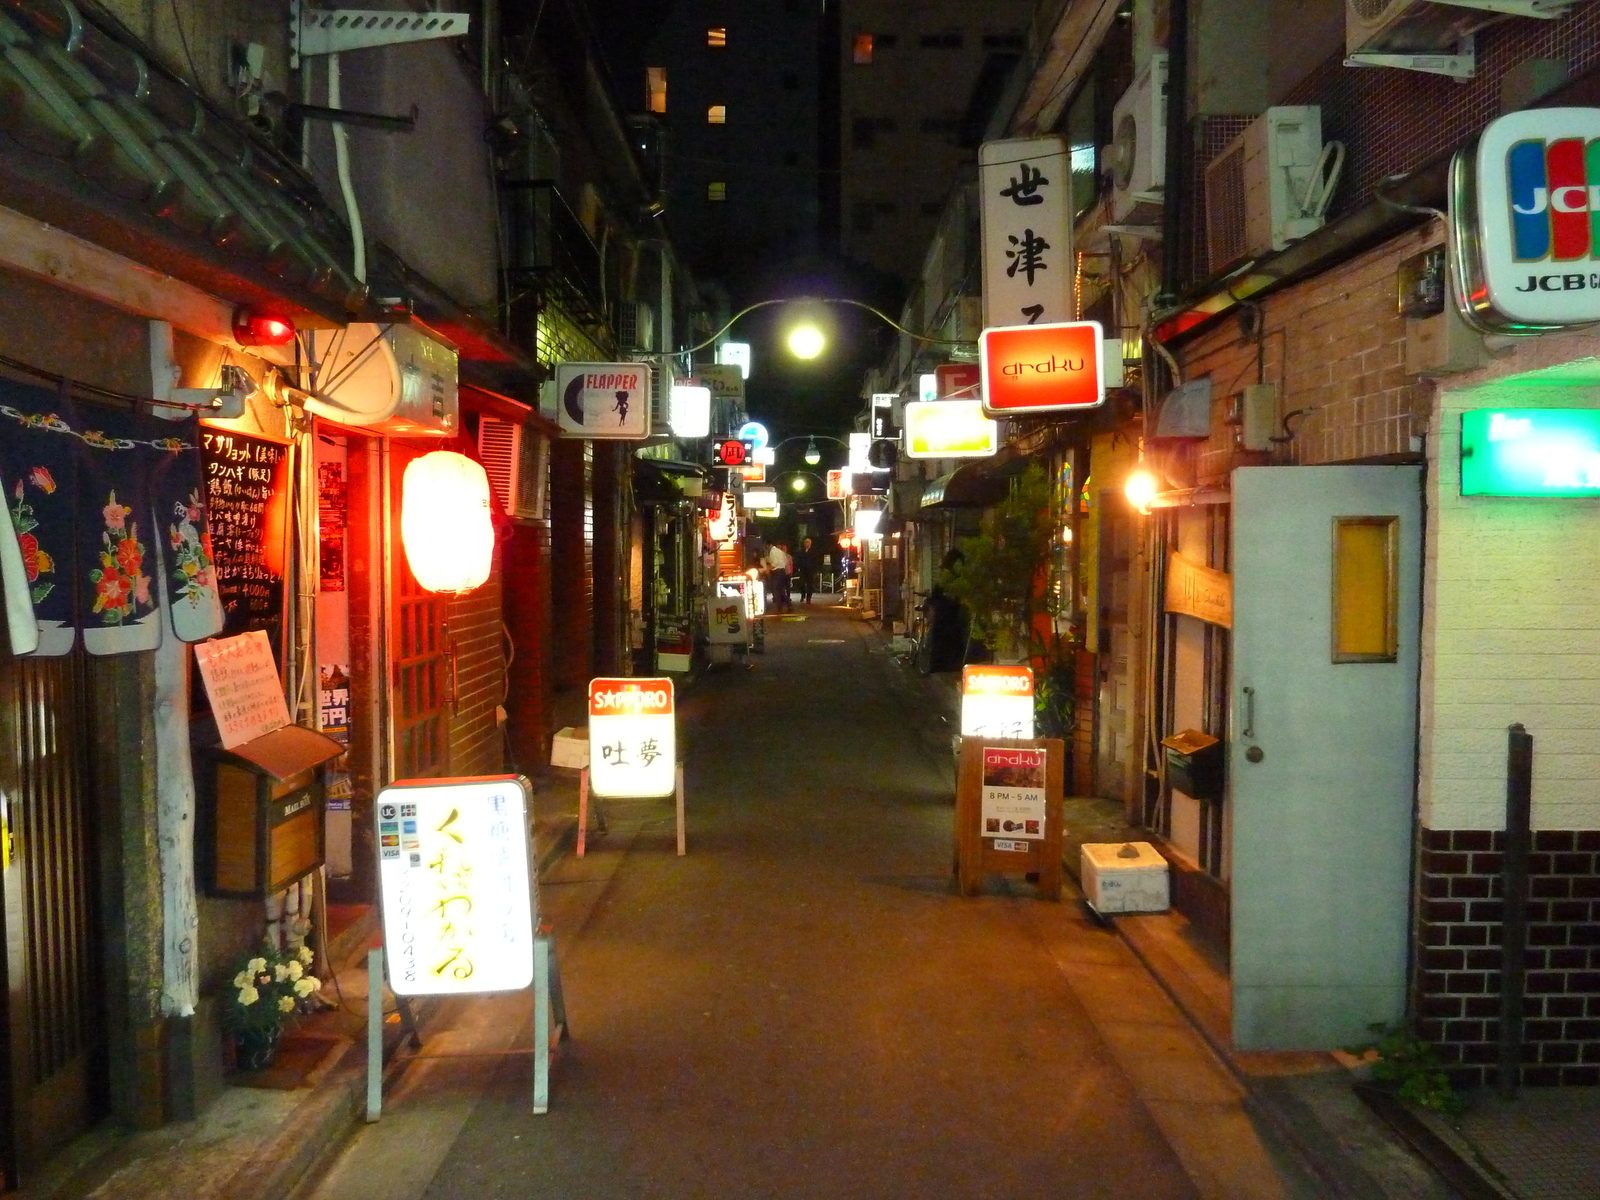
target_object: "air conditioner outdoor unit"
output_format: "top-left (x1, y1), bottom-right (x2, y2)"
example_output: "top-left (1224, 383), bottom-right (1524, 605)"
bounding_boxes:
top-left (304, 323), bottom-right (458, 437)
top-left (617, 301), bottom-right (654, 353)
top-left (1204, 107), bottom-right (1336, 276)
top-left (1107, 52), bottom-right (1167, 224)
top-left (477, 416), bottom-right (548, 521)
top-left (1345, 0), bottom-right (1574, 79)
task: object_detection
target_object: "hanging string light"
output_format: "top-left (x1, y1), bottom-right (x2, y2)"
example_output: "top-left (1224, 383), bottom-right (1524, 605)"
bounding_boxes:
top-left (804, 437), bottom-right (821, 465)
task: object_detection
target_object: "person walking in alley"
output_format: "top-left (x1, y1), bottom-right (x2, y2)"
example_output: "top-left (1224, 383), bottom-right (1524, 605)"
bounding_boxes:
top-left (794, 536), bottom-right (820, 604)
top-left (765, 540), bottom-right (792, 612)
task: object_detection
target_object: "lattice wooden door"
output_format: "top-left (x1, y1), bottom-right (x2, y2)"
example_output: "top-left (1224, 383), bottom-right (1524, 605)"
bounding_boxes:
top-left (0, 651), bottom-right (106, 1185)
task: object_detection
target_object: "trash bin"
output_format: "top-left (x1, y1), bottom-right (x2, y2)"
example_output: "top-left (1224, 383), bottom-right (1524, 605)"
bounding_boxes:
top-left (1161, 728), bottom-right (1223, 800)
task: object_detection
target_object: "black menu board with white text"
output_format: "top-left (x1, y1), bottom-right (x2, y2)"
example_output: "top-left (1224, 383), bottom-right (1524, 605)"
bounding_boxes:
top-left (200, 426), bottom-right (292, 647)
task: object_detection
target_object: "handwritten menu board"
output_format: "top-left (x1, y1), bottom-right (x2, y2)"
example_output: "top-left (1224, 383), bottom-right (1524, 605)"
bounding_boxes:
top-left (201, 426), bottom-right (292, 643)
top-left (194, 631), bottom-right (291, 749)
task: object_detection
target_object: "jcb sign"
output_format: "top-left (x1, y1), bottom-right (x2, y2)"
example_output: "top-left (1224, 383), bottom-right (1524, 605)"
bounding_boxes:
top-left (1454, 108), bottom-right (1600, 330)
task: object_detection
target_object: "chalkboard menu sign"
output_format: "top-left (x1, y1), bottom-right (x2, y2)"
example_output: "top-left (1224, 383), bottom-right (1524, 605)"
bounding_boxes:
top-left (200, 426), bottom-right (292, 645)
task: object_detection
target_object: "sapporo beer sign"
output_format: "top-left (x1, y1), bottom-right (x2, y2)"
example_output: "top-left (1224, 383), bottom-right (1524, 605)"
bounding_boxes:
top-left (375, 775), bottom-right (535, 996)
top-left (588, 677), bottom-right (676, 798)
top-left (979, 320), bottom-right (1105, 416)
top-left (1458, 108), bottom-right (1600, 328)
top-left (554, 362), bottom-right (652, 439)
top-left (961, 665), bottom-right (1034, 738)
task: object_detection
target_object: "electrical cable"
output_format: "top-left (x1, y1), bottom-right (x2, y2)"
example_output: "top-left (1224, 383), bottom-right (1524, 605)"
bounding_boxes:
top-left (632, 296), bottom-right (974, 359)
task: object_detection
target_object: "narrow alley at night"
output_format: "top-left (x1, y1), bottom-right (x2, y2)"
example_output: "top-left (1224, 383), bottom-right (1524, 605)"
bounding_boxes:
top-left (5, 0), bottom-right (1600, 1197)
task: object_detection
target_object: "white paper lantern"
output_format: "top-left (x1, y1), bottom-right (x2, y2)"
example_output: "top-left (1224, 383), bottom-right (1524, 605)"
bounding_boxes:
top-left (401, 451), bottom-right (494, 594)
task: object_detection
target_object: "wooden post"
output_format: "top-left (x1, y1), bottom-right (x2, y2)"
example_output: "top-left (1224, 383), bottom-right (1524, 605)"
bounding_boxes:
top-left (577, 767), bottom-right (589, 858)
top-left (675, 764), bottom-right (686, 856)
top-left (365, 947), bottom-right (383, 1122)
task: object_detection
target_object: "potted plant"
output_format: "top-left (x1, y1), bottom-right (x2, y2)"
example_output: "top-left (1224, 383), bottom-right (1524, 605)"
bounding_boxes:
top-left (939, 464), bottom-right (1056, 663)
top-left (223, 943), bottom-right (323, 1071)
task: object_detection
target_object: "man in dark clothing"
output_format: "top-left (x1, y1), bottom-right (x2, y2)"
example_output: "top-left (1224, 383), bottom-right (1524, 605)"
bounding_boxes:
top-left (793, 536), bottom-right (820, 603)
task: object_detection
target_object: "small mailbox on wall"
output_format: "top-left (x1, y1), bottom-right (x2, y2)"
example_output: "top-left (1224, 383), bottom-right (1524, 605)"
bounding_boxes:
top-left (199, 725), bottom-right (346, 898)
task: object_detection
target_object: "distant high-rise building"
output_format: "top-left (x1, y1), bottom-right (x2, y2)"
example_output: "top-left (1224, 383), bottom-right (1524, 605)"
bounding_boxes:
top-left (642, 1), bottom-right (823, 296)
top-left (838, 0), bottom-right (1033, 287)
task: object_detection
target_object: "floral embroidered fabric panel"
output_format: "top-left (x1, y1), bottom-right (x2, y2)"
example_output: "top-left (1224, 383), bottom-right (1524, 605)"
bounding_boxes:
top-left (0, 376), bottom-right (221, 656)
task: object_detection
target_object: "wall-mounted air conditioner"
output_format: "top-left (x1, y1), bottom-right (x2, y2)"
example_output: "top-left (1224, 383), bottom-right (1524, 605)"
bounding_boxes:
top-left (1107, 51), bottom-right (1167, 224)
top-left (617, 301), bottom-right (654, 353)
top-left (477, 417), bottom-right (549, 521)
top-left (1345, 0), bottom-right (1574, 79)
top-left (1204, 107), bottom-right (1339, 276)
top-left (304, 323), bottom-right (458, 436)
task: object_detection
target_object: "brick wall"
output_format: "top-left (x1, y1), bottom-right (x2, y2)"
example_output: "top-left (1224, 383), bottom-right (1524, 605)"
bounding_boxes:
top-left (1176, 224), bottom-right (1436, 482)
top-left (1418, 829), bottom-right (1600, 1087)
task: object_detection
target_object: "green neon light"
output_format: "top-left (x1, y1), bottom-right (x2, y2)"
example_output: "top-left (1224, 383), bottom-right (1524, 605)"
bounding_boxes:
top-left (1461, 408), bottom-right (1600, 497)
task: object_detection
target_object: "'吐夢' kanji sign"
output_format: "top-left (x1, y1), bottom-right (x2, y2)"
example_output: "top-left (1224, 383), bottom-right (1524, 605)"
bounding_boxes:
top-left (980, 320), bottom-right (1105, 416)
top-left (588, 677), bottom-right (676, 798)
top-left (980, 136), bottom-right (1071, 329)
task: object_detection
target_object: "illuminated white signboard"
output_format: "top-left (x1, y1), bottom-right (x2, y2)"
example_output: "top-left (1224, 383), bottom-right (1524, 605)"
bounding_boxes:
top-left (853, 508), bottom-right (883, 540)
top-left (669, 385), bottom-right (711, 438)
top-left (376, 775), bottom-right (535, 996)
top-left (961, 665), bottom-right (1035, 739)
top-left (718, 341), bottom-right (752, 379)
top-left (979, 135), bottom-right (1071, 329)
top-left (849, 431), bottom-right (872, 471)
top-left (1456, 107), bottom-right (1600, 331)
top-left (555, 362), bottom-right (652, 439)
top-left (742, 488), bottom-right (779, 509)
top-left (589, 677), bottom-right (676, 798)
top-left (903, 400), bottom-right (999, 460)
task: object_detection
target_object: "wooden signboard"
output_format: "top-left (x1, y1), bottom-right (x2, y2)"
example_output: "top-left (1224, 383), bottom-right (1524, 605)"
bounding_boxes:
top-left (1165, 552), bottom-right (1232, 628)
top-left (955, 737), bottom-right (1064, 900)
top-left (200, 425), bottom-right (293, 644)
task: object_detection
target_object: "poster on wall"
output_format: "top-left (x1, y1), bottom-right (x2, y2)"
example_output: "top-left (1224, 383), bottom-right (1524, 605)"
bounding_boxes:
top-left (980, 745), bottom-right (1047, 840)
top-left (193, 630), bottom-right (291, 749)
top-left (319, 663), bottom-right (354, 806)
top-left (201, 426), bottom-right (292, 647)
top-left (317, 461), bottom-right (346, 592)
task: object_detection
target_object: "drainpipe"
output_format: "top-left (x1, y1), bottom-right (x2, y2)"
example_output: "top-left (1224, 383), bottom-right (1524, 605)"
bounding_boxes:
top-left (1158, 0), bottom-right (1189, 303)
top-left (328, 52), bottom-right (366, 284)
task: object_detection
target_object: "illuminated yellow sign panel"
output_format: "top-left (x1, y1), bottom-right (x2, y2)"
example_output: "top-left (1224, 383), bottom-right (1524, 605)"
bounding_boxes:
top-left (903, 400), bottom-right (998, 459)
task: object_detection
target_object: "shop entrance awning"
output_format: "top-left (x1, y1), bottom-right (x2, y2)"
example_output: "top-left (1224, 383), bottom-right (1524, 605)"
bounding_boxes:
top-left (918, 462), bottom-right (1006, 511)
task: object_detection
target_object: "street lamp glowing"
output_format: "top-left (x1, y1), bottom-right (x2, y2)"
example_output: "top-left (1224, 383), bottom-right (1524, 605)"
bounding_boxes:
top-left (1124, 458), bottom-right (1158, 515)
top-left (787, 323), bottom-right (826, 359)
top-left (790, 475), bottom-right (809, 493)
top-left (804, 437), bottom-right (821, 466)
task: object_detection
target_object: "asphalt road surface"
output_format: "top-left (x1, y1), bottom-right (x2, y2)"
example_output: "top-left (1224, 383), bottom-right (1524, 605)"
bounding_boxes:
top-left (311, 605), bottom-right (1301, 1200)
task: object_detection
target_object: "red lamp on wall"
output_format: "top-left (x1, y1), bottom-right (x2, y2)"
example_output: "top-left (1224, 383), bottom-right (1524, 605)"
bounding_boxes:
top-left (400, 451), bottom-right (494, 594)
top-left (232, 307), bottom-right (296, 347)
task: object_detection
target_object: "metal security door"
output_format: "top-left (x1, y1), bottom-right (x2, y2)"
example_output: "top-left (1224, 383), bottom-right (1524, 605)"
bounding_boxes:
top-left (0, 652), bottom-right (106, 1185)
top-left (1230, 466), bottom-right (1421, 1050)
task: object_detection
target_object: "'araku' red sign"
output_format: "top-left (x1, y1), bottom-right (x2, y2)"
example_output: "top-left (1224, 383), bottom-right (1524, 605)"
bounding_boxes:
top-left (979, 320), bottom-right (1105, 416)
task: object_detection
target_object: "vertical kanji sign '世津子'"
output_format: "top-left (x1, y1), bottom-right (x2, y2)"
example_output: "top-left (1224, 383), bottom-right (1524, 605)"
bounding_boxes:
top-left (979, 136), bottom-right (1071, 330)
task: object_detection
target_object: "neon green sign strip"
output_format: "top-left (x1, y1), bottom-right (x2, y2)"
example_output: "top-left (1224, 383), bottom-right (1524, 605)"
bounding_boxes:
top-left (1461, 408), bottom-right (1600, 497)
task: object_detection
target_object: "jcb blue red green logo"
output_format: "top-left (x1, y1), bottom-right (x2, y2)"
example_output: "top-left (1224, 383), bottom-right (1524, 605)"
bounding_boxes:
top-left (1471, 109), bottom-right (1600, 325)
top-left (1507, 137), bottom-right (1600, 263)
